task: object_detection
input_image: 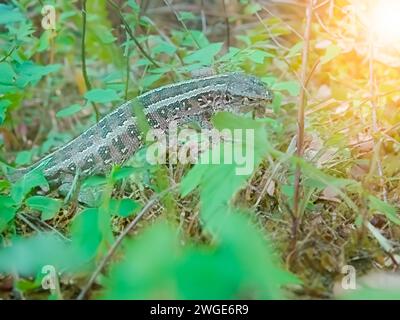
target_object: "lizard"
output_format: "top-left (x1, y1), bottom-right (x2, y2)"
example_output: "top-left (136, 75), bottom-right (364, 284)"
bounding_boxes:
top-left (6, 72), bottom-right (273, 194)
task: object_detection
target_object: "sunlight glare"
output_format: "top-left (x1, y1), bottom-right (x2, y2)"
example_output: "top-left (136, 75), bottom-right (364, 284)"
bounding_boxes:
top-left (371, 0), bottom-right (400, 43)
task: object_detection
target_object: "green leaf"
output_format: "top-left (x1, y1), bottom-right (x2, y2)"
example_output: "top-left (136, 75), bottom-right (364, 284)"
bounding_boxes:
top-left (56, 104), bottom-right (82, 118)
top-left (11, 167), bottom-right (49, 204)
top-left (82, 175), bottom-right (107, 188)
top-left (181, 112), bottom-right (270, 220)
top-left (109, 198), bottom-right (140, 217)
top-left (140, 73), bottom-right (162, 88)
top-left (0, 195), bottom-right (17, 232)
top-left (178, 11), bottom-right (197, 21)
top-left (368, 195), bottom-right (400, 225)
top-left (102, 221), bottom-right (177, 299)
top-left (15, 150), bottom-right (32, 166)
top-left (340, 287), bottom-right (400, 300)
top-left (70, 208), bottom-right (102, 260)
top-left (287, 42), bottom-right (303, 58)
top-left (272, 91), bottom-right (283, 112)
top-left (244, 3), bottom-right (262, 14)
top-left (0, 233), bottom-right (87, 276)
top-left (0, 180), bottom-right (10, 192)
top-left (93, 25), bottom-right (117, 44)
top-left (112, 166), bottom-right (137, 181)
top-left (0, 4), bottom-right (25, 25)
top-left (0, 99), bottom-right (11, 124)
top-left (84, 88), bottom-right (121, 104)
top-left (25, 196), bottom-right (62, 221)
top-left (0, 63), bottom-right (16, 85)
top-left (183, 43), bottom-right (223, 66)
top-left (320, 44), bottom-right (341, 65)
top-left (15, 62), bottom-right (61, 88)
top-left (102, 217), bottom-right (299, 299)
top-left (153, 40), bottom-right (177, 56)
top-left (272, 81), bottom-right (300, 96)
top-left (37, 30), bottom-right (51, 52)
top-left (246, 49), bottom-right (274, 64)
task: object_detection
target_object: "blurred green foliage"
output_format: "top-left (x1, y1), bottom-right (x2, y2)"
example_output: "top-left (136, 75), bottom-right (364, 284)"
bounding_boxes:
top-left (0, 0), bottom-right (400, 300)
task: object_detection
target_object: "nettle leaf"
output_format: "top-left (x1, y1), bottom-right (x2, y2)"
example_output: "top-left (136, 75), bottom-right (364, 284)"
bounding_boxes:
top-left (272, 81), bottom-right (300, 96)
top-left (181, 112), bottom-right (270, 220)
top-left (246, 49), bottom-right (274, 64)
top-left (15, 62), bottom-right (61, 88)
top-left (218, 47), bottom-right (241, 62)
top-left (56, 104), bottom-right (82, 118)
top-left (112, 166), bottom-right (137, 181)
top-left (183, 43), bottom-right (223, 66)
top-left (0, 233), bottom-right (92, 276)
top-left (294, 158), bottom-right (359, 212)
top-left (0, 195), bottom-right (17, 232)
top-left (215, 211), bottom-right (300, 299)
top-left (0, 4), bottom-right (25, 25)
top-left (70, 208), bottom-right (103, 260)
top-left (84, 88), bottom-right (121, 104)
top-left (15, 150), bottom-right (32, 166)
top-left (93, 25), bottom-right (117, 44)
top-left (272, 91), bottom-right (283, 112)
top-left (0, 62), bottom-right (16, 85)
top-left (102, 216), bottom-right (298, 299)
top-left (102, 221), bottom-right (178, 299)
top-left (82, 175), bottom-right (107, 188)
top-left (11, 167), bottom-right (49, 204)
top-left (37, 30), bottom-right (51, 52)
top-left (244, 3), bottom-right (262, 14)
top-left (295, 158), bottom-right (353, 189)
top-left (153, 40), bottom-right (177, 56)
top-left (25, 196), bottom-right (62, 221)
top-left (0, 180), bottom-right (10, 192)
top-left (178, 11), bottom-right (197, 21)
top-left (287, 41), bottom-right (304, 58)
top-left (140, 73), bottom-right (162, 88)
top-left (368, 195), bottom-right (400, 225)
top-left (109, 198), bottom-right (140, 217)
top-left (320, 44), bottom-right (341, 65)
top-left (0, 99), bottom-right (11, 124)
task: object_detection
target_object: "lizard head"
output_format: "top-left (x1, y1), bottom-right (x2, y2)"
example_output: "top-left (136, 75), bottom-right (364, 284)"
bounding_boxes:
top-left (224, 73), bottom-right (273, 113)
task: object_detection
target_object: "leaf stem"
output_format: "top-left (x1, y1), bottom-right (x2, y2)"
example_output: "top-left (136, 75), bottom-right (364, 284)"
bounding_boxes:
top-left (81, 0), bottom-right (100, 122)
top-left (107, 0), bottom-right (159, 68)
top-left (292, 0), bottom-right (313, 245)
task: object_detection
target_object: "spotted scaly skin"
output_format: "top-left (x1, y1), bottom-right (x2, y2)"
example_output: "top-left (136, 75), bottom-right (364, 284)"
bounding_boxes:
top-left (8, 73), bottom-right (273, 186)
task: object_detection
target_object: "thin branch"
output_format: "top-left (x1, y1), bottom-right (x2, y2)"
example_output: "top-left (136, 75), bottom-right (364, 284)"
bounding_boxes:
top-left (81, 0), bottom-right (100, 122)
top-left (124, 37), bottom-right (130, 101)
top-left (200, 0), bottom-right (207, 33)
top-left (254, 12), bottom-right (311, 97)
top-left (367, 1), bottom-right (387, 202)
top-left (222, 0), bottom-right (230, 49)
top-left (261, 5), bottom-right (304, 40)
top-left (76, 185), bottom-right (178, 300)
top-left (163, 0), bottom-right (201, 49)
top-left (107, 0), bottom-right (159, 68)
top-left (292, 0), bottom-right (313, 242)
top-left (0, 45), bottom-right (17, 63)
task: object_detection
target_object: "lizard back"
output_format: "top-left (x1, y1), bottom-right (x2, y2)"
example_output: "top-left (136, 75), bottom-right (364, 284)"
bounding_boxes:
top-left (7, 73), bottom-right (272, 186)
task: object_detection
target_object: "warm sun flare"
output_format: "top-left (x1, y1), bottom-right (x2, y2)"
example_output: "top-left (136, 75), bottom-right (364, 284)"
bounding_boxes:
top-left (371, 0), bottom-right (400, 43)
